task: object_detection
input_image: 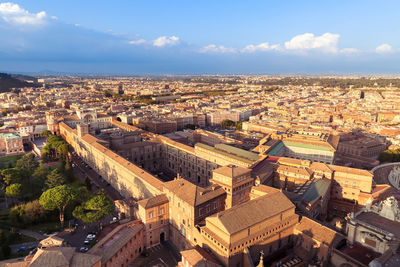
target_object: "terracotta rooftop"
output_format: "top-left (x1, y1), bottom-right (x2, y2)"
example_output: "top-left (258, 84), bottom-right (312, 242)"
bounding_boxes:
top-left (29, 247), bottom-right (101, 267)
top-left (250, 184), bottom-right (280, 195)
top-left (206, 191), bottom-right (294, 234)
top-left (137, 194), bottom-right (169, 209)
top-left (180, 245), bottom-right (221, 266)
top-left (90, 222), bottom-right (144, 263)
top-left (328, 164), bottom-right (373, 177)
top-left (309, 162), bottom-right (333, 173)
top-left (163, 179), bottom-right (226, 207)
top-left (277, 165), bottom-right (313, 177)
top-left (213, 164), bottom-right (251, 178)
top-left (294, 217), bottom-right (344, 247)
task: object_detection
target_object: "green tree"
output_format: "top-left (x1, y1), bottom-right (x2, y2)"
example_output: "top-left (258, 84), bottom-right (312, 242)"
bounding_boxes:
top-left (221, 119), bottom-right (236, 128)
top-left (39, 185), bottom-right (77, 228)
top-left (45, 169), bottom-right (65, 189)
top-left (73, 192), bottom-right (114, 224)
top-left (16, 153), bottom-right (38, 173)
top-left (40, 130), bottom-right (52, 137)
top-left (32, 166), bottom-right (50, 189)
top-left (22, 200), bottom-right (47, 225)
top-left (5, 183), bottom-right (24, 199)
top-left (1, 168), bottom-right (24, 185)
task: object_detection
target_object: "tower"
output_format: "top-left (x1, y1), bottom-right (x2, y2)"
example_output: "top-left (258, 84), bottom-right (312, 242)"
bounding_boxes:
top-left (77, 123), bottom-right (89, 138)
top-left (210, 164), bottom-right (253, 209)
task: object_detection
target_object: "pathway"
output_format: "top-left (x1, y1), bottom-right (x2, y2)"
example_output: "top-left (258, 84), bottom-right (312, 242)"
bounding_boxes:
top-left (18, 229), bottom-right (48, 240)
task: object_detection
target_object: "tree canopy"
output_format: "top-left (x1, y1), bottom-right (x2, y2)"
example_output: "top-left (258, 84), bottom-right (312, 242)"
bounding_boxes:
top-left (72, 192), bottom-right (114, 224)
top-left (16, 153), bottom-right (38, 173)
top-left (5, 183), bottom-right (24, 198)
top-left (45, 168), bottom-right (65, 189)
top-left (39, 185), bottom-right (77, 227)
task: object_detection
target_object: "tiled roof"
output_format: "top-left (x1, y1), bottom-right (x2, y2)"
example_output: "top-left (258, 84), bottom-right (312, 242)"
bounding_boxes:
top-left (137, 194), bottom-right (168, 209)
top-left (90, 223), bottom-right (144, 263)
top-left (213, 164), bottom-right (251, 178)
top-left (206, 191), bottom-right (294, 234)
top-left (295, 217), bottom-right (344, 247)
top-left (163, 179), bottom-right (226, 207)
top-left (180, 245), bottom-right (221, 266)
top-left (29, 247), bottom-right (101, 267)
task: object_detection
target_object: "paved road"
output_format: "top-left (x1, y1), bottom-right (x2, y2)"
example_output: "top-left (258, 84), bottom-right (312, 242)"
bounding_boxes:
top-left (70, 154), bottom-right (122, 201)
top-left (19, 229), bottom-right (47, 240)
top-left (9, 241), bottom-right (39, 253)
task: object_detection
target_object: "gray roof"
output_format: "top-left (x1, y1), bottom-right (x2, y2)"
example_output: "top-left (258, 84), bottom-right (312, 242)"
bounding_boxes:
top-left (299, 178), bottom-right (331, 204)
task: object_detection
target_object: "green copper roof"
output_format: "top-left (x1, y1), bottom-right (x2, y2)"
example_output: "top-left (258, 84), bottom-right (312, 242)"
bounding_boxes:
top-left (214, 143), bottom-right (259, 161)
top-left (299, 178), bottom-right (331, 203)
top-left (267, 141), bottom-right (284, 156)
top-left (283, 141), bottom-right (333, 152)
top-left (0, 133), bottom-right (21, 139)
top-left (195, 143), bottom-right (258, 164)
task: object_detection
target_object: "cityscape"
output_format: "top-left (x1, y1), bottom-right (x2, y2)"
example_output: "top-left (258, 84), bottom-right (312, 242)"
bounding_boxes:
top-left (1, 1), bottom-right (400, 267)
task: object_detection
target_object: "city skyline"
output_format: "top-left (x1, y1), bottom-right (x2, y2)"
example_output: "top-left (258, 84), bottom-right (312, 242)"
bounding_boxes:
top-left (1, 1), bottom-right (400, 74)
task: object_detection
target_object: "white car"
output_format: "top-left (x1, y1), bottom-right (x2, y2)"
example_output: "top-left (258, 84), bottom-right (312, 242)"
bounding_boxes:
top-left (86, 234), bottom-right (96, 240)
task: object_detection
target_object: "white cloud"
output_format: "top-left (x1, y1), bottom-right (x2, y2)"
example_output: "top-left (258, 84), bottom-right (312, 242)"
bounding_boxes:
top-left (0, 2), bottom-right (47, 25)
top-left (284, 33), bottom-right (340, 53)
top-left (153, 36), bottom-right (180, 47)
top-left (199, 44), bottom-right (236, 53)
top-left (129, 39), bottom-right (146, 45)
top-left (375, 43), bottom-right (393, 53)
top-left (241, 42), bottom-right (281, 53)
top-left (340, 48), bottom-right (359, 54)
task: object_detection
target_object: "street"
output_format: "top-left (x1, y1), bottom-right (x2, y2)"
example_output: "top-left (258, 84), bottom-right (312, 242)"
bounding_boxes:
top-left (70, 153), bottom-right (123, 201)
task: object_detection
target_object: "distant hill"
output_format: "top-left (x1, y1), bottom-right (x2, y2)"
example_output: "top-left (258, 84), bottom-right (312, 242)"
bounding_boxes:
top-left (0, 73), bottom-right (41, 93)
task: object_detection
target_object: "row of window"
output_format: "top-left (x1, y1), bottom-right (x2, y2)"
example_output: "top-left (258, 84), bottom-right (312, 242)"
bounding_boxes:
top-left (202, 219), bottom-right (292, 255)
top-left (148, 207), bottom-right (165, 219)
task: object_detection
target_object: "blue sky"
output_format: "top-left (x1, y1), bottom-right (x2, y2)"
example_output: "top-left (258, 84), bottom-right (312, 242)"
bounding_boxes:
top-left (0, 1), bottom-right (400, 74)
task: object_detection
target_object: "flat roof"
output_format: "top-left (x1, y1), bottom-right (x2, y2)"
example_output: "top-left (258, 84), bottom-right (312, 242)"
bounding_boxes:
top-left (0, 132), bottom-right (21, 139)
top-left (195, 143), bottom-right (258, 164)
top-left (356, 212), bottom-right (400, 237)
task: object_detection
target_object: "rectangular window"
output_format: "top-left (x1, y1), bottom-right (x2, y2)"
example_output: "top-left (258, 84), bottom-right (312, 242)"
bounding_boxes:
top-left (149, 212), bottom-right (153, 219)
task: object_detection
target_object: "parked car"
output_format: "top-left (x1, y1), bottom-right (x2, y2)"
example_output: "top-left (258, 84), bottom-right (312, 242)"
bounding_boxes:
top-left (84, 240), bottom-right (90, 245)
top-left (86, 234), bottom-right (96, 240)
top-left (110, 217), bottom-right (118, 224)
top-left (80, 247), bottom-right (89, 253)
top-left (17, 246), bottom-right (26, 252)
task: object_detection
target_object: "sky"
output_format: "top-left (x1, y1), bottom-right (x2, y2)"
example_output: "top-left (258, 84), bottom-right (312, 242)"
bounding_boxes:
top-left (0, 1), bottom-right (400, 75)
